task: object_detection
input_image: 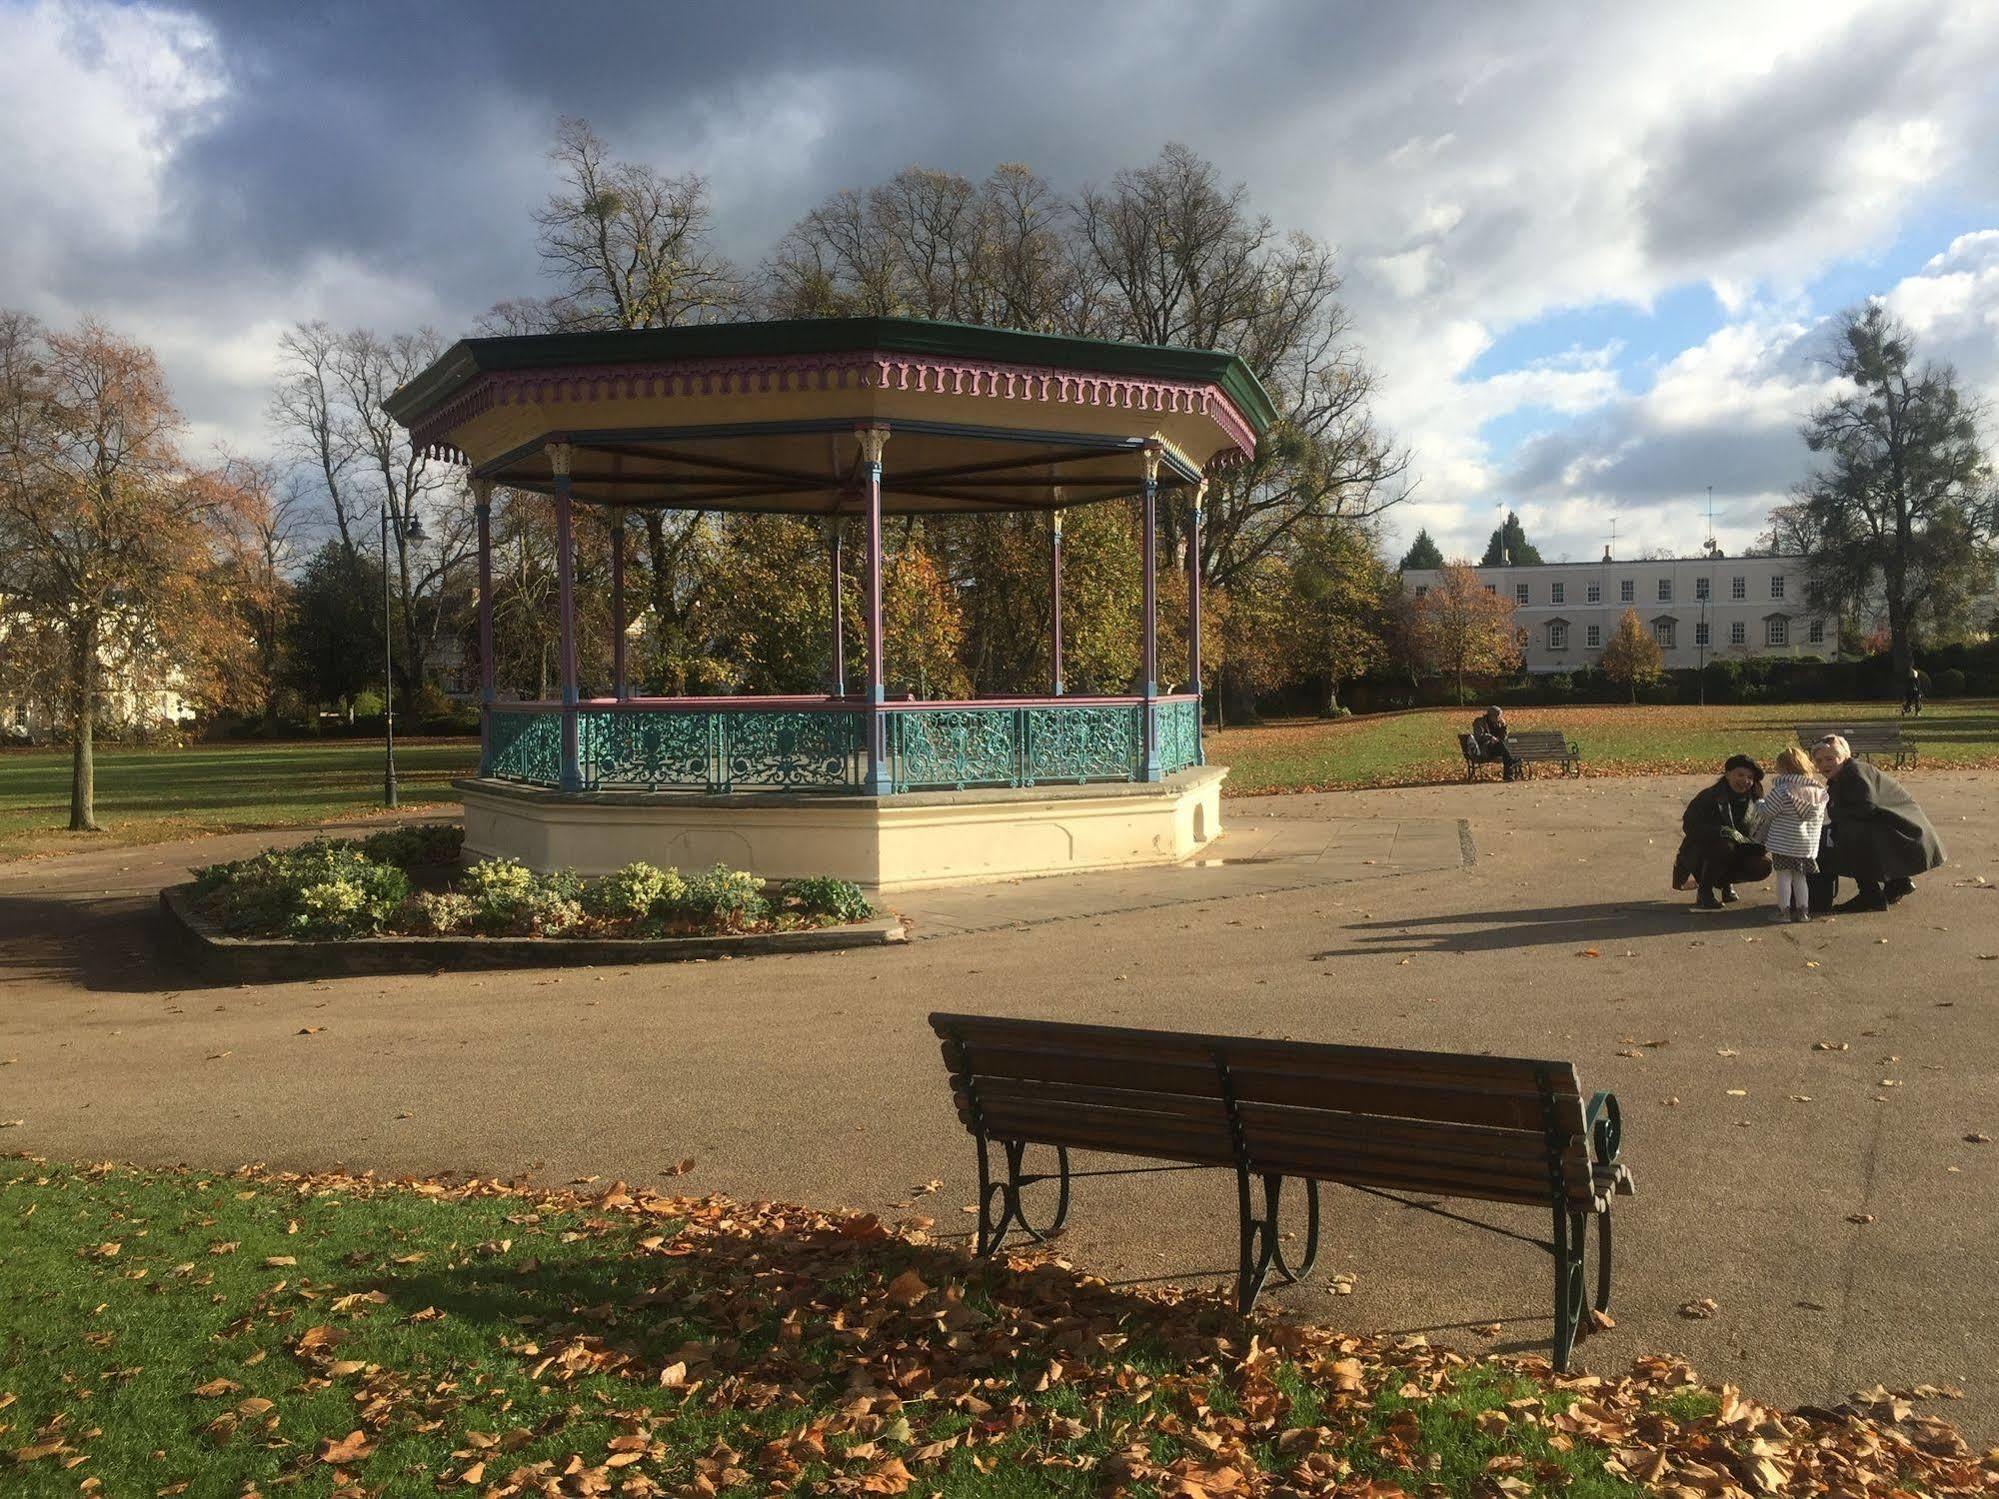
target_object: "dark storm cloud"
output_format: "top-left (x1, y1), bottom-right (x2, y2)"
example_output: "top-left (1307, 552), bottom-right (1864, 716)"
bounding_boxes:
top-left (149, 0), bottom-right (1471, 332)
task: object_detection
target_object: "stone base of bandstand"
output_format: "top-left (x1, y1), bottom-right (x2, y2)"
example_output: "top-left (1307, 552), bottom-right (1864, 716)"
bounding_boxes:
top-left (455, 765), bottom-right (1226, 892)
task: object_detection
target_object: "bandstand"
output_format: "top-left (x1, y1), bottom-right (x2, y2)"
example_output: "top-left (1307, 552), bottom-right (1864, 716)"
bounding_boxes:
top-left (384, 317), bottom-right (1273, 889)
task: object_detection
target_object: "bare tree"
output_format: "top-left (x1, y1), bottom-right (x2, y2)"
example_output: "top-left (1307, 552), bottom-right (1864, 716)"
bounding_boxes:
top-left (210, 454), bottom-right (307, 720)
top-left (533, 116), bottom-right (740, 330)
top-left (269, 321), bottom-right (360, 555)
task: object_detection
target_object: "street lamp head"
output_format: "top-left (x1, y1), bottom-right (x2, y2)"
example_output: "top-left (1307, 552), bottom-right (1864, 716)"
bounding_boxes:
top-left (404, 514), bottom-right (427, 543)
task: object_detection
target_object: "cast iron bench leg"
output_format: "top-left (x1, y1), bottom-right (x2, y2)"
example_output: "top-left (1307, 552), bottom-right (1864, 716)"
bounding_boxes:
top-left (1550, 1204), bottom-right (1588, 1374)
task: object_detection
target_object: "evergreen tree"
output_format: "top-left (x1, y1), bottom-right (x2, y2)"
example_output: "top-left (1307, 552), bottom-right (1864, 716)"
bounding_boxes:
top-left (1397, 528), bottom-right (1444, 571)
top-left (1480, 511), bottom-right (1544, 566)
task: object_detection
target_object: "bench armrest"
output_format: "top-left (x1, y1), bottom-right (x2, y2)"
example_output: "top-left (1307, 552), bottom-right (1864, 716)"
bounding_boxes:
top-left (1585, 1090), bottom-right (1622, 1167)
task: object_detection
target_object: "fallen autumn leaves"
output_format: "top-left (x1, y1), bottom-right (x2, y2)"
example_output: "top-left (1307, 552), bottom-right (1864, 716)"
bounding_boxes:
top-left (4, 1159), bottom-right (1994, 1498)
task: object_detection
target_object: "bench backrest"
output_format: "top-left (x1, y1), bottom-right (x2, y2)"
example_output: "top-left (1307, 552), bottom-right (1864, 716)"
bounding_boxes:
top-left (931, 1013), bottom-right (1595, 1209)
top-left (1506, 730), bottom-right (1571, 756)
top-left (1796, 724), bottom-right (1905, 762)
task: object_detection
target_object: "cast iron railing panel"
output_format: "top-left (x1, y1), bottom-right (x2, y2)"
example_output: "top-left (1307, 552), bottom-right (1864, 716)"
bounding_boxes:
top-left (721, 710), bottom-right (863, 791)
top-left (892, 708), bottom-right (1023, 791)
top-left (1157, 698), bottom-right (1203, 775)
top-left (488, 709), bottom-right (562, 785)
top-left (581, 709), bottom-right (710, 791)
top-left (1023, 704), bottom-right (1142, 784)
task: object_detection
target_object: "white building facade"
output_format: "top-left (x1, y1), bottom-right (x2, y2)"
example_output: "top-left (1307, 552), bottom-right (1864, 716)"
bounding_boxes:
top-left (1401, 553), bottom-right (1837, 675)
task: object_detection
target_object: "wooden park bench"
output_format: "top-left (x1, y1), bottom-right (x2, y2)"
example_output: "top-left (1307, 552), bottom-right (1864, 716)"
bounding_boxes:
top-left (1795, 723), bottom-right (1915, 770)
top-left (1458, 728), bottom-right (1581, 781)
top-left (929, 1013), bottom-right (1635, 1372)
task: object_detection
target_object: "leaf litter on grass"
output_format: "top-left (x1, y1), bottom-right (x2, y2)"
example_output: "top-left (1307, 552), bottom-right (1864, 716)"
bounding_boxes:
top-left (1, 1157), bottom-right (1993, 1498)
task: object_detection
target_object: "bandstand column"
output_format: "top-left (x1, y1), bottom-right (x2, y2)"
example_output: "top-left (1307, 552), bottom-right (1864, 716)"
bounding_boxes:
top-left (1049, 501), bottom-right (1065, 696)
top-left (473, 479), bottom-right (495, 775)
top-left (548, 441), bottom-right (583, 792)
top-left (610, 506), bottom-right (628, 701)
top-left (1140, 443), bottom-right (1163, 782)
top-left (826, 516), bottom-right (846, 697)
top-left (858, 426), bottom-right (891, 794)
top-left (1189, 478), bottom-right (1206, 709)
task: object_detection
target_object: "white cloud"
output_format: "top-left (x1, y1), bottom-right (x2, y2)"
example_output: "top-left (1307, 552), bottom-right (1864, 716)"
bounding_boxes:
top-left (0, 1), bottom-right (225, 271)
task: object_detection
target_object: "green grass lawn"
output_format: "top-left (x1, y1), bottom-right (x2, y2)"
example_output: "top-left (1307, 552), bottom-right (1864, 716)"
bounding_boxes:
top-left (0, 739), bottom-right (477, 860)
top-left (1210, 700), bottom-right (1999, 795)
top-left (3, 700), bottom-right (1993, 862)
top-left (6, 1159), bottom-right (1977, 1498)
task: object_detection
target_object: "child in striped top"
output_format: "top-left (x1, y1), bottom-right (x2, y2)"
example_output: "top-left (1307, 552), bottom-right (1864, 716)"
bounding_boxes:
top-left (1752, 746), bottom-right (1830, 923)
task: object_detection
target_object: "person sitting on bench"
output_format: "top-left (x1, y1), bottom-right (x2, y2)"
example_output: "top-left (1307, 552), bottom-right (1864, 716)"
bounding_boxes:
top-left (1470, 706), bottom-right (1518, 781)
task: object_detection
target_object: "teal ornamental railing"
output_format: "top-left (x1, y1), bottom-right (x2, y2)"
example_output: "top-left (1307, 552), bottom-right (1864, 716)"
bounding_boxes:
top-left (483, 695), bottom-right (1199, 794)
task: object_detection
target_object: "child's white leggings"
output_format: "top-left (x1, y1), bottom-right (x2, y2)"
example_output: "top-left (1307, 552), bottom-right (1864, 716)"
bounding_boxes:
top-left (1774, 868), bottom-right (1808, 910)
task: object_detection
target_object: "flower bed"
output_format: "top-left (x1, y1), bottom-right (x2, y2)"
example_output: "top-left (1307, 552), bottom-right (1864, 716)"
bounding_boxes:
top-left (190, 829), bottom-right (875, 942)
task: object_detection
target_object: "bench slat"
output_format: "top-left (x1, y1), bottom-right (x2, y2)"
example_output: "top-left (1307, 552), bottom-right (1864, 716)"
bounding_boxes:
top-left (940, 1017), bottom-right (1582, 1089)
top-left (968, 1099), bottom-right (1238, 1166)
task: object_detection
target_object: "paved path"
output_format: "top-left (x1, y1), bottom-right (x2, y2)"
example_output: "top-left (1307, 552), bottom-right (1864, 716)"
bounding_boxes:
top-left (2, 775), bottom-right (1994, 1436)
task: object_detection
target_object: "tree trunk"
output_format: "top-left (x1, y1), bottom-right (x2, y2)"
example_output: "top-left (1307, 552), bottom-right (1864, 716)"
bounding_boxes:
top-left (68, 624), bottom-right (100, 832)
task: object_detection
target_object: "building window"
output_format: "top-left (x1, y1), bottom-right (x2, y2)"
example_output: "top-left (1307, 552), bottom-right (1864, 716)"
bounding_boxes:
top-left (1770, 575), bottom-right (1785, 599)
top-left (1586, 624), bottom-right (1601, 648)
top-left (1808, 618), bottom-right (1824, 643)
top-left (1620, 579), bottom-right (1635, 603)
top-left (1658, 579), bottom-right (1672, 602)
top-left (1516, 583), bottom-right (1530, 605)
top-left (1695, 622), bottom-right (1710, 648)
top-left (1551, 582), bottom-right (1565, 604)
top-left (1413, 585), bottom-right (1427, 598)
top-left (1731, 576), bottom-right (1746, 600)
top-left (1695, 577), bottom-right (1710, 601)
top-left (1586, 582), bottom-right (1601, 604)
top-left (1653, 619), bottom-right (1676, 649)
top-left (1548, 621), bottom-right (1568, 650)
top-left (1485, 584), bottom-right (1496, 595)
top-left (1730, 621), bottom-right (1746, 646)
top-left (1766, 616), bottom-right (1788, 646)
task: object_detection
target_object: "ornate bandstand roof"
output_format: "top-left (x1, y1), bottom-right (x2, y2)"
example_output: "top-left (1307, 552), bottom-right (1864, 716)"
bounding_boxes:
top-left (383, 317), bottom-right (1275, 515)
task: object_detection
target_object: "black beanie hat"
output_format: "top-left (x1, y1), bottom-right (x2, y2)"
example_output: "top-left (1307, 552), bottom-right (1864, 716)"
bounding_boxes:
top-left (1723, 754), bottom-right (1763, 779)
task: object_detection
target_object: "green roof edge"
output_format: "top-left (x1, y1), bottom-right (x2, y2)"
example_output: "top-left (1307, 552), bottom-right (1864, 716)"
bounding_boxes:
top-left (383, 315), bottom-right (1278, 438)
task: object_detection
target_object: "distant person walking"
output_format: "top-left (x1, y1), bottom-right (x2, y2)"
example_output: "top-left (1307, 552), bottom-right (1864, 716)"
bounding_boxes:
top-left (1750, 747), bottom-right (1828, 923)
top-left (1471, 706), bottom-right (1518, 781)
top-left (1901, 667), bottom-right (1925, 716)
top-left (1672, 754), bottom-right (1773, 910)
top-left (1807, 735), bottom-right (1946, 912)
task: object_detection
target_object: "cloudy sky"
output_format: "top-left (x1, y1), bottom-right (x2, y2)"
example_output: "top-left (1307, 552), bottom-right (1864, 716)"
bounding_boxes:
top-left (5, 0), bottom-right (1998, 562)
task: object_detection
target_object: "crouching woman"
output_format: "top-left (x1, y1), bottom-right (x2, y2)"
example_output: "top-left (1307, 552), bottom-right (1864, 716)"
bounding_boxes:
top-left (1672, 754), bottom-right (1773, 910)
top-left (1807, 735), bottom-right (1946, 913)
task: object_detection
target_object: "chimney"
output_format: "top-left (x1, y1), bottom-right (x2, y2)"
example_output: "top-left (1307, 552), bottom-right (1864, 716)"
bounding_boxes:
top-left (1602, 544), bottom-right (1613, 562)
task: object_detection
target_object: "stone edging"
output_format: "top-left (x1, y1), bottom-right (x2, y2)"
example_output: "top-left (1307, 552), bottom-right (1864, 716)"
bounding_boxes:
top-left (158, 884), bottom-right (905, 982)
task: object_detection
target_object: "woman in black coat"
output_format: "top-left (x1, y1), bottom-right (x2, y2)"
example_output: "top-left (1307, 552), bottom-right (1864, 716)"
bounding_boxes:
top-left (1672, 754), bottom-right (1773, 909)
top-left (1807, 735), bottom-right (1946, 912)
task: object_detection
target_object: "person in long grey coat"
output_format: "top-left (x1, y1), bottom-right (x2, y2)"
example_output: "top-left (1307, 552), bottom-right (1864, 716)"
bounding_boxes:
top-left (1806, 734), bottom-right (1946, 913)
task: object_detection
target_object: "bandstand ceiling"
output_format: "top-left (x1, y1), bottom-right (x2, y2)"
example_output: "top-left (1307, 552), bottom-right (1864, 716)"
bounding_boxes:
top-left (382, 317), bottom-right (1276, 515)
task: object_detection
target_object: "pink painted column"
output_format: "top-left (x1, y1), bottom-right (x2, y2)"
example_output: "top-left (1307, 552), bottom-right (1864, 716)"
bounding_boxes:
top-left (1049, 500), bottom-right (1064, 696)
top-left (858, 427), bottom-right (891, 794)
top-left (826, 516), bottom-right (846, 696)
top-left (473, 479), bottom-right (495, 774)
top-left (610, 507), bottom-right (628, 701)
top-left (548, 442), bottom-right (582, 791)
top-left (1139, 444), bottom-right (1162, 781)
top-left (1189, 478), bottom-right (1206, 708)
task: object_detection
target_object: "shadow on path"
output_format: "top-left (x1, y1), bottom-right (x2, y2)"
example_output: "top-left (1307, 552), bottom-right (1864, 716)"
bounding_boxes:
top-left (1317, 897), bottom-right (1801, 957)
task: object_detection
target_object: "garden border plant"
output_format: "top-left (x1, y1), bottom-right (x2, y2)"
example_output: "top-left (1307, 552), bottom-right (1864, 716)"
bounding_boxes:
top-left (162, 825), bottom-right (904, 978)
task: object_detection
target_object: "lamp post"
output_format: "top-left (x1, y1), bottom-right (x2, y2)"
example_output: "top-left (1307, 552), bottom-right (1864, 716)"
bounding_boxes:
top-left (382, 501), bottom-right (427, 808)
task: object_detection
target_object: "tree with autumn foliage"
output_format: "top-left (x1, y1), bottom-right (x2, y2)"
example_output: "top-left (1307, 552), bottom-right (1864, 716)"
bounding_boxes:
top-left (0, 314), bottom-right (237, 829)
top-left (1598, 608), bottom-right (1664, 703)
top-left (1411, 561), bottom-right (1521, 705)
